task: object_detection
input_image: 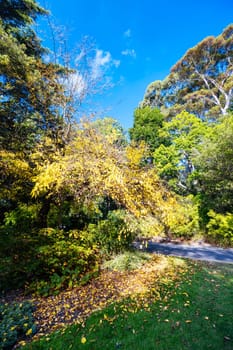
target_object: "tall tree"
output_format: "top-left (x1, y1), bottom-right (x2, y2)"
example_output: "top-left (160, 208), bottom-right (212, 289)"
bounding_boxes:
top-left (0, 0), bottom-right (67, 153)
top-left (31, 121), bottom-right (176, 223)
top-left (193, 114), bottom-right (233, 220)
top-left (141, 25), bottom-right (233, 119)
top-left (153, 111), bottom-right (209, 192)
top-left (0, 0), bottom-right (69, 223)
top-left (129, 106), bottom-right (167, 153)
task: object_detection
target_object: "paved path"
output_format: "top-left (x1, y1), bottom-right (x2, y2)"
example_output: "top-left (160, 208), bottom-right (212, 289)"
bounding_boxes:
top-left (145, 242), bottom-right (233, 264)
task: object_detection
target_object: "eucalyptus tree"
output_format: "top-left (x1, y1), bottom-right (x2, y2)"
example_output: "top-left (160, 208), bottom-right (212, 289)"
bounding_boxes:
top-left (142, 24), bottom-right (233, 119)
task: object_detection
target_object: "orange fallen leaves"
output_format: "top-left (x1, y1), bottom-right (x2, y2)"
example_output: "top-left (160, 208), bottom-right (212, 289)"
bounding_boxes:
top-left (1, 256), bottom-right (190, 344)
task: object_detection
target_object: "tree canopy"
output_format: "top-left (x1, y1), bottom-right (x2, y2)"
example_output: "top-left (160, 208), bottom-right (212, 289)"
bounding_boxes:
top-left (0, 0), bottom-right (69, 154)
top-left (142, 25), bottom-right (233, 119)
top-left (129, 106), bottom-right (167, 152)
top-left (193, 114), bottom-right (233, 217)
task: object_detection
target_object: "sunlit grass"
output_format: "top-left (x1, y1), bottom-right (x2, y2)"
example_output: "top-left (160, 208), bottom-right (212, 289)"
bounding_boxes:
top-left (20, 260), bottom-right (233, 350)
top-left (103, 250), bottom-right (153, 271)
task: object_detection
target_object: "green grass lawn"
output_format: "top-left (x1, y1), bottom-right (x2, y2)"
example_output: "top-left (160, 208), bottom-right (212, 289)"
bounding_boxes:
top-left (20, 259), bottom-right (233, 350)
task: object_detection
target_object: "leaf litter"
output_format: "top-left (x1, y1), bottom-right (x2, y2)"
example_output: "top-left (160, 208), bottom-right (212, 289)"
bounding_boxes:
top-left (1, 255), bottom-right (190, 345)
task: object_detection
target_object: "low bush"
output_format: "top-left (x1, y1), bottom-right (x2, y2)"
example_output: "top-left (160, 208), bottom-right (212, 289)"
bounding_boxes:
top-left (0, 208), bottom-right (137, 295)
top-left (88, 210), bottom-right (137, 255)
top-left (0, 228), bottom-right (43, 291)
top-left (168, 195), bottom-right (200, 239)
top-left (0, 228), bottom-right (100, 295)
top-left (26, 228), bottom-right (100, 295)
top-left (3, 203), bottom-right (40, 233)
top-left (0, 301), bottom-right (36, 349)
top-left (206, 210), bottom-right (233, 246)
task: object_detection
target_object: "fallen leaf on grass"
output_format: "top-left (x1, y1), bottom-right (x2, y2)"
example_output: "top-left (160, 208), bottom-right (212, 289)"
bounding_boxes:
top-left (1, 256), bottom-right (191, 346)
top-left (81, 336), bottom-right (87, 344)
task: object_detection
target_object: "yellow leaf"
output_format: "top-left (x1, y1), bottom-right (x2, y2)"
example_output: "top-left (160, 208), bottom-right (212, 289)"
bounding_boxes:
top-left (26, 328), bottom-right (32, 336)
top-left (19, 341), bottom-right (26, 346)
top-left (81, 336), bottom-right (87, 344)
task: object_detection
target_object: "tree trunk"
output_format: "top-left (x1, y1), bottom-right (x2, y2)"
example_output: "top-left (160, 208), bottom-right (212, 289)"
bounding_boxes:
top-left (38, 197), bottom-right (51, 228)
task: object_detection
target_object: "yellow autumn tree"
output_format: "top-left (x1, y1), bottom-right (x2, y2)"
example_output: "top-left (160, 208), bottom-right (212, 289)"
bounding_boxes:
top-left (31, 120), bottom-right (186, 235)
top-left (0, 150), bottom-right (32, 203)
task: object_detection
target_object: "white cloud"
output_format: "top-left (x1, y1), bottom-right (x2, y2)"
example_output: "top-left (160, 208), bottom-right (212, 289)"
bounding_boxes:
top-left (74, 49), bottom-right (86, 65)
top-left (121, 49), bottom-right (136, 58)
top-left (96, 49), bottom-right (111, 66)
top-left (90, 49), bottom-right (111, 80)
top-left (68, 71), bottom-right (87, 97)
top-left (90, 49), bottom-right (120, 80)
top-left (124, 29), bottom-right (131, 38)
top-left (60, 71), bottom-right (87, 100)
top-left (113, 59), bottom-right (121, 68)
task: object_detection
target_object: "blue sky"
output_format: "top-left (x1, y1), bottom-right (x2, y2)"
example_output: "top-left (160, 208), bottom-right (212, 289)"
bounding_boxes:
top-left (38, 0), bottom-right (233, 130)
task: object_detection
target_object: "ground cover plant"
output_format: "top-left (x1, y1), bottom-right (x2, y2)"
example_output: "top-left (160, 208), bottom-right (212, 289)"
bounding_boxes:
top-left (1, 255), bottom-right (231, 350)
top-left (0, 301), bottom-right (35, 349)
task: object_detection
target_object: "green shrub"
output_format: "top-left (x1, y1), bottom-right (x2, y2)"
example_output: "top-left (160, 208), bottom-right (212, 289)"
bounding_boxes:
top-left (0, 228), bottom-right (43, 291)
top-left (168, 195), bottom-right (200, 238)
top-left (3, 203), bottom-right (40, 233)
top-left (47, 202), bottom-right (102, 230)
top-left (0, 208), bottom-right (136, 295)
top-left (88, 210), bottom-right (137, 255)
top-left (27, 228), bottom-right (99, 295)
top-left (206, 210), bottom-right (233, 246)
top-left (0, 301), bottom-right (36, 349)
top-left (0, 227), bottom-right (100, 295)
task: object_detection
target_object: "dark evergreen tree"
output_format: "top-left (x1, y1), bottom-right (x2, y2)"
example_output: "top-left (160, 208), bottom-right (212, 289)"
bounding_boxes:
top-left (0, 0), bottom-right (67, 153)
top-left (0, 0), bottom-right (69, 224)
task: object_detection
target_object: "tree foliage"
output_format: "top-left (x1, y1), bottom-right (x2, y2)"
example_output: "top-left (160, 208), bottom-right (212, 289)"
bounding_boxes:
top-left (206, 210), bottom-right (233, 246)
top-left (142, 25), bottom-right (233, 119)
top-left (0, 0), bottom-right (73, 229)
top-left (193, 114), bottom-right (233, 218)
top-left (92, 117), bottom-right (127, 146)
top-left (31, 121), bottom-right (174, 221)
top-left (0, 1), bottom-right (68, 153)
top-left (153, 111), bottom-right (209, 191)
top-left (129, 107), bottom-right (167, 152)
